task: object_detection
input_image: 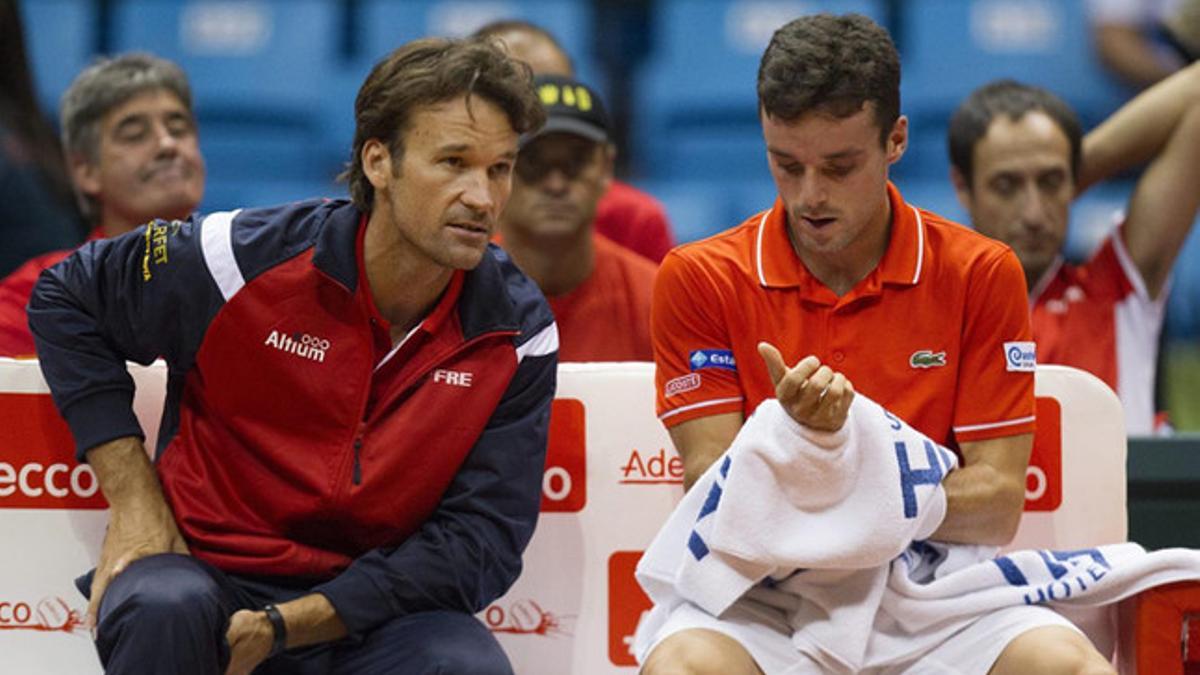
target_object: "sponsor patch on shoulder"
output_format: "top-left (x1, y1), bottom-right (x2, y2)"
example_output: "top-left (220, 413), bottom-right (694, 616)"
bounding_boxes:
top-left (1003, 341), bottom-right (1036, 372)
top-left (665, 373), bottom-right (702, 397)
top-left (689, 349), bottom-right (736, 372)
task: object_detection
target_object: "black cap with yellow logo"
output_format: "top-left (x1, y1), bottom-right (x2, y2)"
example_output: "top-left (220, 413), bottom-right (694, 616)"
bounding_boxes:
top-left (521, 75), bottom-right (610, 147)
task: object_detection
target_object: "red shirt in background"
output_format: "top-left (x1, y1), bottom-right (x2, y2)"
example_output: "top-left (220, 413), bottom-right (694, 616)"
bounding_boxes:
top-left (594, 180), bottom-right (675, 264)
top-left (548, 234), bottom-right (657, 362)
top-left (0, 229), bottom-right (102, 357)
top-left (1031, 228), bottom-right (1164, 435)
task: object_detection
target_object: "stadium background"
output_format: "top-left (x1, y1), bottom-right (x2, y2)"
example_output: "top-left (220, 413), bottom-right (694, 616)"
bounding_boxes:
top-left (17, 0), bottom-right (1200, 429)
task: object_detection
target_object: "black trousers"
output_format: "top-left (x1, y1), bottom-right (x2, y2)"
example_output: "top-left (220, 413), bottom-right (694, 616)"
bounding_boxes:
top-left (83, 553), bottom-right (513, 674)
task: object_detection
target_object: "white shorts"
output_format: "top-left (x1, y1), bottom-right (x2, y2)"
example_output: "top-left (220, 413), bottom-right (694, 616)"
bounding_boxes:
top-left (636, 595), bottom-right (1081, 675)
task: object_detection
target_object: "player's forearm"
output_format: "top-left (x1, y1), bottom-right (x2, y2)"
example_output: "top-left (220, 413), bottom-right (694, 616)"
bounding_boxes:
top-left (667, 412), bottom-right (744, 492)
top-left (930, 463), bottom-right (1025, 546)
top-left (1080, 61), bottom-right (1200, 192)
top-left (680, 446), bottom-right (724, 491)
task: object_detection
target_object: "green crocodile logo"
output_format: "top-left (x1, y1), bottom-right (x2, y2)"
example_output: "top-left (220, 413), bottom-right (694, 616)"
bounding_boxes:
top-left (910, 350), bottom-right (947, 368)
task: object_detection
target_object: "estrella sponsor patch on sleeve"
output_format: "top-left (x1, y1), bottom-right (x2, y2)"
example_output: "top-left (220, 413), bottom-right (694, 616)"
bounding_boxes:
top-left (689, 349), bottom-right (736, 372)
top-left (1003, 341), bottom-right (1036, 372)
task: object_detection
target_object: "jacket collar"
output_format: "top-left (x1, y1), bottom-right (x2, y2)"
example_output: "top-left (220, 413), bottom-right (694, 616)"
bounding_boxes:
top-left (311, 201), bottom-right (517, 339)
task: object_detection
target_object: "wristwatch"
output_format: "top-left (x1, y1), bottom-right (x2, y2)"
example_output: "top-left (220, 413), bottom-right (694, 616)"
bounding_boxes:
top-left (262, 603), bottom-right (288, 657)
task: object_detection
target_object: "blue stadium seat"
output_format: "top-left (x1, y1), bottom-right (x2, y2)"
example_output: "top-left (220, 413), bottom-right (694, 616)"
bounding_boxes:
top-left (634, 177), bottom-right (786, 245)
top-left (633, 0), bottom-right (885, 180)
top-left (635, 179), bottom-right (734, 245)
top-left (899, 0), bottom-right (1133, 180)
top-left (19, 0), bottom-right (98, 116)
top-left (318, 0), bottom-right (602, 179)
top-left (895, 178), bottom-right (966, 223)
top-left (201, 177), bottom-right (347, 214)
top-left (357, 0), bottom-right (600, 83)
top-left (110, 0), bottom-right (342, 183)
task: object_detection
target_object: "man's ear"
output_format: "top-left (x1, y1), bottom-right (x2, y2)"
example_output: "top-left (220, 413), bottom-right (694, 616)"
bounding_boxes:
top-left (885, 115), bottom-right (908, 165)
top-left (950, 165), bottom-right (973, 213)
top-left (68, 154), bottom-right (101, 198)
top-left (362, 139), bottom-right (394, 191)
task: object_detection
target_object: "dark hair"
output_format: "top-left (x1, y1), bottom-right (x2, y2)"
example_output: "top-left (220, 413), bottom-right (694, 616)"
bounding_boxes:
top-left (758, 13), bottom-right (900, 144)
top-left (471, 19), bottom-right (575, 75)
top-left (341, 37), bottom-right (545, 211)
top-left (948, 80), bottom-right (1082, 188)
top-left (0, 0), bottom-right (80, 225)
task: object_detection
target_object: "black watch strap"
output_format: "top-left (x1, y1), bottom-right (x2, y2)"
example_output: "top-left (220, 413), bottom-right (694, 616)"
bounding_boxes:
top-left (262, 603), bottom-right (287, 657)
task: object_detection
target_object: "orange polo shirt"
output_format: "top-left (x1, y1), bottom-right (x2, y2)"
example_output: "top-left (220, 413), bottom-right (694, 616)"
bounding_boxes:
top-left (652, 183), bottom-right (1035, 448)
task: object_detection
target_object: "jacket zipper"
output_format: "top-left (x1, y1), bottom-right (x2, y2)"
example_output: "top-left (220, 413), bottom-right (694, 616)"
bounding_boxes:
top-left (343, 327), bottom-right (519, 488)
top-left (352, 437), bottom-right (363, 485)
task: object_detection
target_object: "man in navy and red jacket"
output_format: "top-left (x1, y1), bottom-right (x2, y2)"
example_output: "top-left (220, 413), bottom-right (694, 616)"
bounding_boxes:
top-left (28, 37), bottom-right (555, 675)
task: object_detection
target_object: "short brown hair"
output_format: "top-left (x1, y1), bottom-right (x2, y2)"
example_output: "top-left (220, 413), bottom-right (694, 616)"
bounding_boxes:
top-left (757, 13), bottom-right (900, 144)
top-left (341, 37), bottom-right (545, 211)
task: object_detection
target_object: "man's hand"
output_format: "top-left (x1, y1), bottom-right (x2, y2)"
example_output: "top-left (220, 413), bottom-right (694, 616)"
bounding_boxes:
top-left (89, 496), bottom-right (189, 629)
top-left (758, 342), bottom-right (854, 432)
top-left (84, 437), bottom-right (189, 631)
top-left (224, 610), bottom-right (274, 675)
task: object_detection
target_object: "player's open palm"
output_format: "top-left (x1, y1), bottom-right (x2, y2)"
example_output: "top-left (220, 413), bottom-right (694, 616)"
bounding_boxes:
top-left (758, 341), bottom-right (854, 432)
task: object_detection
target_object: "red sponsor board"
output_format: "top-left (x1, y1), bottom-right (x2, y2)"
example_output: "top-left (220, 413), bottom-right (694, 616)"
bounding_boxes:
top-left (0, 393), bottom-right (105, 509)
top-left (1026, 396), bottom-right (1062, 512)
top-left (542, 398), bottom-right (586, 512)
top-left (608, 551), bottom-right (653, 667)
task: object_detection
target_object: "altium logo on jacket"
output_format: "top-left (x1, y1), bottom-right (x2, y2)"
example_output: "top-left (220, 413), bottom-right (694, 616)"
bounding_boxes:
top-left (264, 330), bottom-right (330, 363)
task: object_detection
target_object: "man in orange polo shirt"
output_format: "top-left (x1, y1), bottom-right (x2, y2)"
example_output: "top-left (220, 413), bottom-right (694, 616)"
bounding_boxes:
top-left (637, 13), bottom-right (1115, 675)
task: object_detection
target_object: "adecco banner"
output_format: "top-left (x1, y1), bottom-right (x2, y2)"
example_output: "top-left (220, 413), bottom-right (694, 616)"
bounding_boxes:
top-left (1026, 397), bottom-right (1063, 512)
top-left (0, 393), bottom-right (105, 509)
top-left (542, 398), bottom-right (587, 513)
top-left (481, 363), bottom-right (681, 674)
top-left (1009, 365), bottom-right (1126, 552)
top-left (0, 358), bottom-right (166, 674)
top-left (0, 360), bottom-right (1123, 675)
top-left (488, 364), bottom-right (1127, 674)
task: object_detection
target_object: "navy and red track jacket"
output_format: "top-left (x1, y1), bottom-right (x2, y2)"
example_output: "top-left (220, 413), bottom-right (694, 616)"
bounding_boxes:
top-left (28, 199), bottom-right (558, 636)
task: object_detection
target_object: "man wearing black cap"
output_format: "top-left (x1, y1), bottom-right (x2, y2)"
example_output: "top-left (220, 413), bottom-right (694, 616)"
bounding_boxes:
top-left (500, 75), bottom-right (657, 361)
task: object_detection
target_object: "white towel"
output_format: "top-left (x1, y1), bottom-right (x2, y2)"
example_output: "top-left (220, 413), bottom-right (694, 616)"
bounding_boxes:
top-left (637, 395), bottom-right (956, 618)
top-left (884, 540), bottom-right (1200, 634)
top-left (635, 395), bottom-right (959, 668)
top-left (712, 399), bottom-right (955, 571)
top-left (635, 392), bottom-right (1200, 672)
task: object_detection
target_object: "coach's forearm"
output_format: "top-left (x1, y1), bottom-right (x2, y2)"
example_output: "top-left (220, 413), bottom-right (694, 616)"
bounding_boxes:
top-left (86, 436), bottom-right (168, 510)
